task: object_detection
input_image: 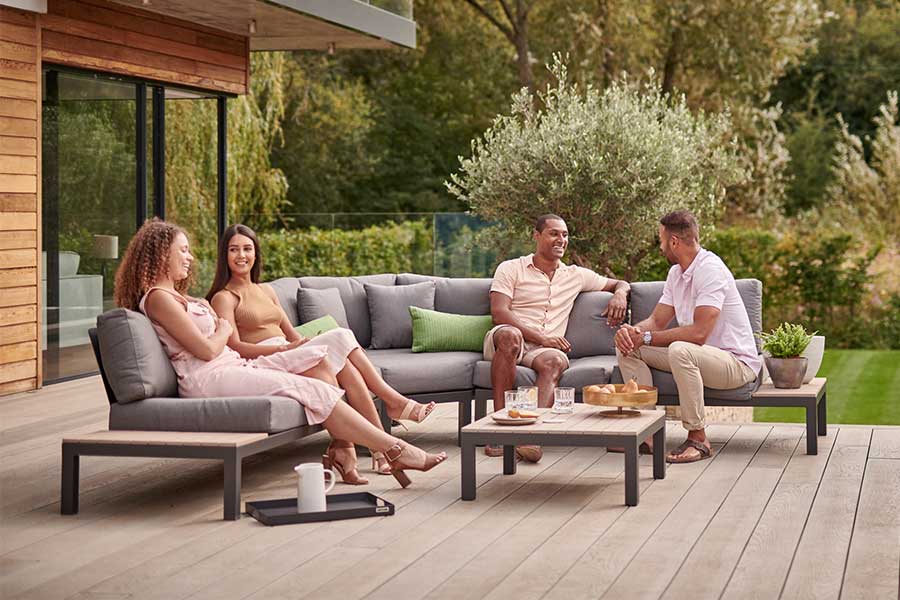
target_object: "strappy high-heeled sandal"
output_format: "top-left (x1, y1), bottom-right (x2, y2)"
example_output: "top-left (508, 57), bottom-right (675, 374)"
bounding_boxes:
top-left (323, 440), bottom-right (369, 485)
top-left (370, 451), bottom-right (393, 475)
top-left (381, 440), bottom-right (447, 488)
top-left (387, 399), bottom-right (436, 430)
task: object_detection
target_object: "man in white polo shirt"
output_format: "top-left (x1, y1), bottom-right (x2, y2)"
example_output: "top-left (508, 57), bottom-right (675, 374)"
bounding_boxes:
top-left (615, 210), bottom-right (761, 463)
top-left (486, 214), bottom-right (631, 462)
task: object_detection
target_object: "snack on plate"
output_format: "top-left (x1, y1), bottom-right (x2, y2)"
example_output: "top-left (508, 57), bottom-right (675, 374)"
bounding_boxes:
top-left (585, 384), bottom-right (603, 393)
top-left (508, 409), bottom-right (521, 418)
top-left (602, 384), bottom-right (617, 393)
top-left (518, 410), bottom-right (539, 418)
top-left (622, 378), bottom-right (639, 393)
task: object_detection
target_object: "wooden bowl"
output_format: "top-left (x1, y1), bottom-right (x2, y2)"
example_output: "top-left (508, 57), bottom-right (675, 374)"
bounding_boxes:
top-left (582, 384), bottom-right (658, 408)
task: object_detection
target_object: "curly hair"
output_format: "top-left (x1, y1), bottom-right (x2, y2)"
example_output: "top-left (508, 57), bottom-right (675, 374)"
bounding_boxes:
top-left (114, 218), bottom-right (193, 311)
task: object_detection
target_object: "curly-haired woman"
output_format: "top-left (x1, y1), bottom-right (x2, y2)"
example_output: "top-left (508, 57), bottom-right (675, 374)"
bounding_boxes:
top-left (206, 224), bottom-right (435, 482)
top-left (114, 218), bottom-right (446, 488)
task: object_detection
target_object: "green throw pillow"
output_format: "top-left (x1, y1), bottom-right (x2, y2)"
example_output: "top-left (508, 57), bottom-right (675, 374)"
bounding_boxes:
top-left (294, 315), bottom-right (341, 339)
top-left (409, 306), bottom-right (493, 353)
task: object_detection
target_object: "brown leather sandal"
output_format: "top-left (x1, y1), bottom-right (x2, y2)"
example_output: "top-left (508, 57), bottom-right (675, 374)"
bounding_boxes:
top-left (666, 439), bottom-right (713, 464)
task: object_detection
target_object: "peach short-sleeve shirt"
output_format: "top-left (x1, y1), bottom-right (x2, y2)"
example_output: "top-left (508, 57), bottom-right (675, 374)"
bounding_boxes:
top-left (490, 254), bottom-right (608, 338)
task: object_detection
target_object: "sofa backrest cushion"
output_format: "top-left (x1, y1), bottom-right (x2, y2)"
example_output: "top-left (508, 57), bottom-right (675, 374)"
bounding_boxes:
top-left (565, 291), bottom-right (617, 358)
top-left (296, 287), bottom-right (350, 329)
top-left (365, 281), bottom-right (436, 349)
top-left (629, 278), bottom-right (763, 349)
top-left (267, 277), bottom-right (302, 326)
top-left (96, 308), bottom-right (177, 403)
top-left (298, 274), bottom-right (397, 347)
top-left (396, 273), bottom-right (492, 315)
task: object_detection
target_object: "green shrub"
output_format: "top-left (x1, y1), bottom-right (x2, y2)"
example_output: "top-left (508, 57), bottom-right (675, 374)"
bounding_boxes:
top-left (260, 221), bottom-right (433, 280)
top-left (447, 56), bottom-right (744, 279)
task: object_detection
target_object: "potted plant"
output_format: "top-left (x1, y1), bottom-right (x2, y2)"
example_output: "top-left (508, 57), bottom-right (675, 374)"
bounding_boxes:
top-left (758, 323), bottom-right (816, 389)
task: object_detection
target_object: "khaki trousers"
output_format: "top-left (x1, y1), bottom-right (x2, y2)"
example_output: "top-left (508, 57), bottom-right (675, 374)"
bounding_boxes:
top-left (616, 342), bottom-right (757, 431)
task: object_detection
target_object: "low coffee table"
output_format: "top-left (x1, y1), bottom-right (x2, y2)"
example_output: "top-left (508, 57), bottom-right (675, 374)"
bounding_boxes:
top-left (460, 405), bottom-right (666, 506)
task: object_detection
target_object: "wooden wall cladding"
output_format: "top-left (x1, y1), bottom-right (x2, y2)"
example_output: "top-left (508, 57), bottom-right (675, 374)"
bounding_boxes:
top-left (42, 0), bottom-right (249, 95)
top-left (0, 5), bottom-right (40, 395)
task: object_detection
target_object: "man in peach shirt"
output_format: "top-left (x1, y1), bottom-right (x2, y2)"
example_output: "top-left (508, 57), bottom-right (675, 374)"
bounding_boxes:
top-left (485, 214), bottom-right (631, 462)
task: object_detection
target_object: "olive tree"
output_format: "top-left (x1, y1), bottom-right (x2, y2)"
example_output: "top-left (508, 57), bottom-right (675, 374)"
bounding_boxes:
top-left (446, 57), bottom-right (745, 279)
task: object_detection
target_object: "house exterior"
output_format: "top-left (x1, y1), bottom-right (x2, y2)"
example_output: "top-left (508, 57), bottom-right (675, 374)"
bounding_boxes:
top-left (0, 0), bottom-right (415, 394)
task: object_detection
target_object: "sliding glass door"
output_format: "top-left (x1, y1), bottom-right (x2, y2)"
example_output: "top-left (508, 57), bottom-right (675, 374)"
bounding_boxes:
top-left (41, 70), bottom-right (139, 381)
top-left (41, 67), bottom-right (227, 383)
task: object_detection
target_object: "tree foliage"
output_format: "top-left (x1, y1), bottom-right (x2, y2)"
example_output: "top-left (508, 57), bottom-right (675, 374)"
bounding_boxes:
top-left (447, 57), bottom-right (744, 279)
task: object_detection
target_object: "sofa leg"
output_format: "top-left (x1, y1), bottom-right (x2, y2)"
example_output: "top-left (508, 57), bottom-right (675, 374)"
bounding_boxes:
top-left (458, 399), bottom-right (472, 447)
top-left (805, 401), bottom-right (818, 455)
top-left (223, 450), bottom-right (242, 521)
top-left (61, 444), bottom-right (79, 515)
top-left (474, 397), bottom-right (488, 422)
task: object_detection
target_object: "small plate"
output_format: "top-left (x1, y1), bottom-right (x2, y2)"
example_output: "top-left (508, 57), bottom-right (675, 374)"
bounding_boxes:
top-left (491, 410), bottom-right (538, 426)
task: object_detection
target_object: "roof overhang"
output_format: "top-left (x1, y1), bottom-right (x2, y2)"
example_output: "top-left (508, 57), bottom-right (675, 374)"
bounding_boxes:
top-left (107, 0), bottom-right (416, 51)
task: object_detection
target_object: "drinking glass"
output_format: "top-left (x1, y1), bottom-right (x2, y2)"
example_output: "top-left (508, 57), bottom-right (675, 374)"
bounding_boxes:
top-left (504, 390), bottom-right (521, 414)
top-left (553, 387), bottom-right (575, 414)
top-left (517, 386), bottom-right (539, 411)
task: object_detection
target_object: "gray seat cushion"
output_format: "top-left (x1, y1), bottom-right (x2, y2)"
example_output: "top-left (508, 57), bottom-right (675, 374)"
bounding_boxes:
top-left (96, 309), bottom-right (177, 404)
top-left (473, 360), bottom-right (536, 389)
top-left (396, 273), bottom-right (492, 315)
top-left (650, 368), bottom-right (758, 402)
top-left (366, 348), bottom-right (480, 394)
top-left (109, 395), bottom-right (309, 433)
top-left (473, 356), bottom-right (620, 390)
top-left (298, 274), bottom-right (396, 348)
top-left (565, 291), bottom-right (616, 358)
top-left (559, 355), bottom-right (620, 389)
top-left (365, 281), bottom-right (436, 349)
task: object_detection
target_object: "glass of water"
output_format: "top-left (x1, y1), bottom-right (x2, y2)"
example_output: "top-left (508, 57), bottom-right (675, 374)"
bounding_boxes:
top-left (553, 387), bottom-right (575, 413)
top-left (504, 390), bottom-right (521, 414)
top-left (517, 386), bottom-right (539, 411)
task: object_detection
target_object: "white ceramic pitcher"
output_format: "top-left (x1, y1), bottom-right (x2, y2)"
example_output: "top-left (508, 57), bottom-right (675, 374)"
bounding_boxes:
top-left (295, 462), bottom-right (335, 513)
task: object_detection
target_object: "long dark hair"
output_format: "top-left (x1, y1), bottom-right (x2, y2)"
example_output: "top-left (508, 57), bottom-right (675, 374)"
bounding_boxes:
top-left (206, 223), bottom-right (262, 301)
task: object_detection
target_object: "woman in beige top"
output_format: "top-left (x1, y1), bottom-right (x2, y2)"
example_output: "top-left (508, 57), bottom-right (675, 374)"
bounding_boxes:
top-left (207, 224), bottom-right (435, 484)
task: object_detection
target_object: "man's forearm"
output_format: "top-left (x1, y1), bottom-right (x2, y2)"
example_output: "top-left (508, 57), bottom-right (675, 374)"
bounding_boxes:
top-left (646, 325), bottom-right (707, 347)
top-left (613, 280), bottom-right (630, 296)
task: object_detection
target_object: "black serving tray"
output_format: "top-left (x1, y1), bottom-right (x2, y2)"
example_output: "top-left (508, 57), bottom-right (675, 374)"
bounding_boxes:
top-left (245, 492), bottom-right (394, 526)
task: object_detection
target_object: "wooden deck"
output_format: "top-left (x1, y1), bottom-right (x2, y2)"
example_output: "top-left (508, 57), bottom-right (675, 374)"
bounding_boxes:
top-left (1, 376), bottom-right (899, 600)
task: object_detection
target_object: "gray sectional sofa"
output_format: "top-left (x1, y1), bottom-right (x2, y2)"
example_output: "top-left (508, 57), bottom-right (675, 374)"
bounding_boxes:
top-left (74, 273), bottom-right (765, 520)
top-left (92, 273), bottom-right (764, 439)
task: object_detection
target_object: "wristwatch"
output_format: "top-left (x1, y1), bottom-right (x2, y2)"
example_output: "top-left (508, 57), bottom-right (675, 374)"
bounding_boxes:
top-left (642, 330), bottom-right (653, 347)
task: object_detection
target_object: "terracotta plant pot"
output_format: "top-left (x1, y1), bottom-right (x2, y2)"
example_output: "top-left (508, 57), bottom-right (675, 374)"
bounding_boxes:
top-left (765, 356), bottom-right (808, 389)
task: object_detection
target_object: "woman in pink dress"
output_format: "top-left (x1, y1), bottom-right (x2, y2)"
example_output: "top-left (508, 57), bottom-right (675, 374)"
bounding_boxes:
top-left (114, 219), bottom-right (446, 488)
top-left (206, 224), bottom-right (435, 482)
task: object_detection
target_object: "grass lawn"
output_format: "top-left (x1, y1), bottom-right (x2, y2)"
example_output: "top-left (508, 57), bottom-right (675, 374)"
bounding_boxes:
top-left (754, 350), bottom-right (900, 426)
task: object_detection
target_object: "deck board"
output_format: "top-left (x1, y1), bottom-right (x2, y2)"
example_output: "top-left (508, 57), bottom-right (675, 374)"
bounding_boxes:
top-left (1, 377), bottom-right (899, 600)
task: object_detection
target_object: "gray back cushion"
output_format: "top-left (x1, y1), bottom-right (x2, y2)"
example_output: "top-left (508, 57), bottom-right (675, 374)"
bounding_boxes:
top-left (267, 277), bottom-right (302, 325)
top-left (298, 274), bottom-right (396, 347)
top-left (396, 273), bottom-right (492, 315)
top-left (365, 281), bottom-right (436, 349)
top-left (629, 278), bottom-right (763, 348)
top-left (296, 287), bottom-right (350, 328)
top-left (565, 291), bottom-right (617, 358)
top-left (96, 308), bottom-right (177, 403)
top-left (629, 281), bottom-right (672, 326)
